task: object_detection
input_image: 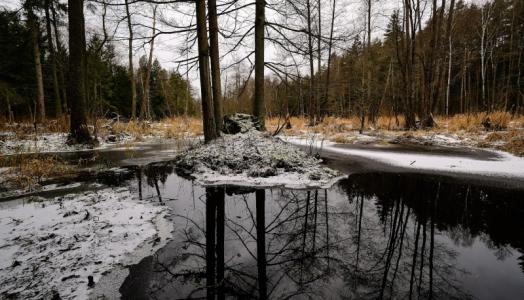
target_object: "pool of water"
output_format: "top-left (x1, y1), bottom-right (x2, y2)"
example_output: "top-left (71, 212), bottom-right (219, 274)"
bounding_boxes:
top-left (2, 142), bottom-right (524, 299)
top-left (111, 162), bottom-right (524, 300)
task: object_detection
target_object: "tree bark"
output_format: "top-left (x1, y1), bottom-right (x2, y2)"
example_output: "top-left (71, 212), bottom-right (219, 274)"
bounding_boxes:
top-left (195, 0), bottom-right (217, 142)
top-left (125, 0), bottom-right (137, 119)
top-left (141, 5), bottom-right (157, 120)
top-left (27, 6), bottom-right (45, 123)
top-left (50, 1), bottom-right (67, 111)
top-left (208, 0), bottom-right (223, 133)
top-left (45, 0), bottom-right (62, 118)
top-left (67, 0), bottom-right (92, 144)
top-left (306, 0), bottom-right (315, 125)
top-left (323, 0), bottom-right (336, 112)
top-left (254, 0), bottom-right (266, 129)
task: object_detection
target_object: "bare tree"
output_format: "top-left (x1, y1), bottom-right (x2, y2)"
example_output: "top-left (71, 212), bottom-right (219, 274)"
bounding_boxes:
top-left (124, 0), bottom-right (137, 119)
top-left (208, 0), bottom-right (223, 132)
top-left (25, 2), bottom-right (45, 123)
top-left (67, 0), bottom-right (93, 144)
top-left (254, 0), bottom-right (266, 129)
top-left (140, 5), bottom-right (158, 120)
top-left (44, 0), bottom-right (62, 118)
top-left (195, 0), bottom-right (217, 141)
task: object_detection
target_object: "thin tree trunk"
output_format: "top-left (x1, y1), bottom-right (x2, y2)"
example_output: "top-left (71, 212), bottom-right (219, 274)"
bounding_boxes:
top-left (45, 0), bottom-right (62, 118)
top-left (254, 0), bottom-right (266, 129)
top-left (208, 0), bottom-right (223, 132)
top-left (316, 0), bottom-right (322, 119)
top-left (306, 0), bottom-right (315, 125)
top-left (27, 6), bottom-right (45, 123)
top-left (141, 5), bottom-right (157, 120)
top-left (195, 0), bottom-right (217, 142)
top-left (323, 0), bottom-right (336, 113)
top-left (125, 0), bottom-right (137, 119)
top-left (51, 2), bottom-right (67, 111)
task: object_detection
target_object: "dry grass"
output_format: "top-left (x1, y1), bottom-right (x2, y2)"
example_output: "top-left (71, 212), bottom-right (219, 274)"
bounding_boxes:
top-left (480, 129), bottom-right (524, 156)
top-left (1, 154), bottom-right (73, 189)
top-left (438, 111), bottom-right (512, 132)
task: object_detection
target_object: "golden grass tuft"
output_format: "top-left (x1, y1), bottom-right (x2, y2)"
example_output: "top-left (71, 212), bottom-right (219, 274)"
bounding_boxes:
top-left (1, 154), bottom-right (73, 189)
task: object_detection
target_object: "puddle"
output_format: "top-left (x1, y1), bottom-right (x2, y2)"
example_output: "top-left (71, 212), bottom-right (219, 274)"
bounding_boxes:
top-left (1, 144), bottom-right (523, 299)
top-left (112, 164), bottom-right (524, 299)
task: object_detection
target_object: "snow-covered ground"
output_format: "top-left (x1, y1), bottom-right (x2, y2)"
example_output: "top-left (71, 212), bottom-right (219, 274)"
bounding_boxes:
top-left (175, 132), bottom-right (343, 189)
top-left (0, 187), bottom-right (172, 300)
top-left (283, 136), bottom-right (524, 178)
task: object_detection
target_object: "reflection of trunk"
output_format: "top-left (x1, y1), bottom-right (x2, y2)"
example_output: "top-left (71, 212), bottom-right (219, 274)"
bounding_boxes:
top-left (380, 199), bottom-right (404, 299)
top-left (418, 213), bottom-right (427, 296)
top-left (409, 220), bottom-right (421, 299)
top-left (301, 191), bottom-right (311, 283)
top-left (355, 195), bottom-right (364, 276)
top-left (390, 208), bottom-right (411, 296)
top-left (324, 190), bottom-right (330, 271)
top-left (312, 190), bottom-right (318, 253)
top-left (256, 190), bottom-right (267, 299)
top-left (216, 187), bottom-right (225, 300)
top-left (428, 184), bottom-right (439, 300)
top-left (136, 167), bottom-right (143, 200)
top-left (154, 179), bottom-right (162, 202)
top-left (205, 188), bottom-right (217, 300)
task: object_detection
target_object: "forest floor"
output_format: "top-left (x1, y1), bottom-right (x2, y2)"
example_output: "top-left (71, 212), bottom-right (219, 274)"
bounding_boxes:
top-left (0, 186), bottom-right (173, 300)
top-left (1, 112), bottom-right (523, 191)
top-left (266, 112), bottom-right (524, 157)
top-left (1, 113), bottom-right (524, 299)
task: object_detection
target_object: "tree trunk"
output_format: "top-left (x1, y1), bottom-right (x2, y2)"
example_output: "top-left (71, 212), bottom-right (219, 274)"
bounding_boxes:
top-left (141, 5), bottom-right (157, 120)
top-left (27, 6), bottom-right (45, 123)
top-left (254, 0), bottom-right (266, 129)
top-left (45, 0), bottom-right (62, 118)
top-left (306, 0), bottom-right (315, 125)
top-left (67, 0), bottom-right (92, 144)
top-left (323, 0), bottom-right (336, 112)
top-left (316, 0), bottom-right (322, 119)
top-left (195, 0), bottom-right (217, 142)
top-left (208, 0), bottom-right (223, 133)
top-left (125, 0), bottom-right (137, 120)
top-left (51, 2), bottom-right (67, 112)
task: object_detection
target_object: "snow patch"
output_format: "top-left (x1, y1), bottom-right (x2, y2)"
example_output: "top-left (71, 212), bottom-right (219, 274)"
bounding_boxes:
top-left (283, 136), bottom-right (524, 178)
top-left (175, 132), bottom-right (343, 189)
top-left (0, 187), bottom-right (172, 299)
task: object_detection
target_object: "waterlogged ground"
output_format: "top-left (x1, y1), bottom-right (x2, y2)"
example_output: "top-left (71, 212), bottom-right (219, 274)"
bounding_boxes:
top-left (0, 142), bottom-right (524, 299)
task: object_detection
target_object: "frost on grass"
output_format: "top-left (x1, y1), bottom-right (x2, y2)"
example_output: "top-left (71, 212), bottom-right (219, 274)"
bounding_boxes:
top-left (175, 131), bottom-right (342, 189)
top-left (0, 187), bottom-right (172, 300)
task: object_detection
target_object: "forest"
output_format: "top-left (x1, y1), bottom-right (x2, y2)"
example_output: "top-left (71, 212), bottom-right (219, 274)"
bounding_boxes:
top-left (1, 0), bottom-right (524, 299)
top-left (1, 0), bottom-right (523, 132)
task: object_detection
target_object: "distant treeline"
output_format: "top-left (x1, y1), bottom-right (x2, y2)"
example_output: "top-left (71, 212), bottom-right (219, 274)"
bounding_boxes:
top-left (224, 0), bottom-right (523, 126)
top-left (0, 8), bottom-right (198, 122)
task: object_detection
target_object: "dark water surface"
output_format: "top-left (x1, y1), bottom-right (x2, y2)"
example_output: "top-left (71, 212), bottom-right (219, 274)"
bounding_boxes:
top-left (114, 162), bottom-right (524, 300)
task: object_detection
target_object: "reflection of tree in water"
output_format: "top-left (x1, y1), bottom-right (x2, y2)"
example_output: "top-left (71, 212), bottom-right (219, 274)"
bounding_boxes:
top-left (136, 163), bottom-right (175, 202)
top-left (134, 172), bottom-right (523, 299)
